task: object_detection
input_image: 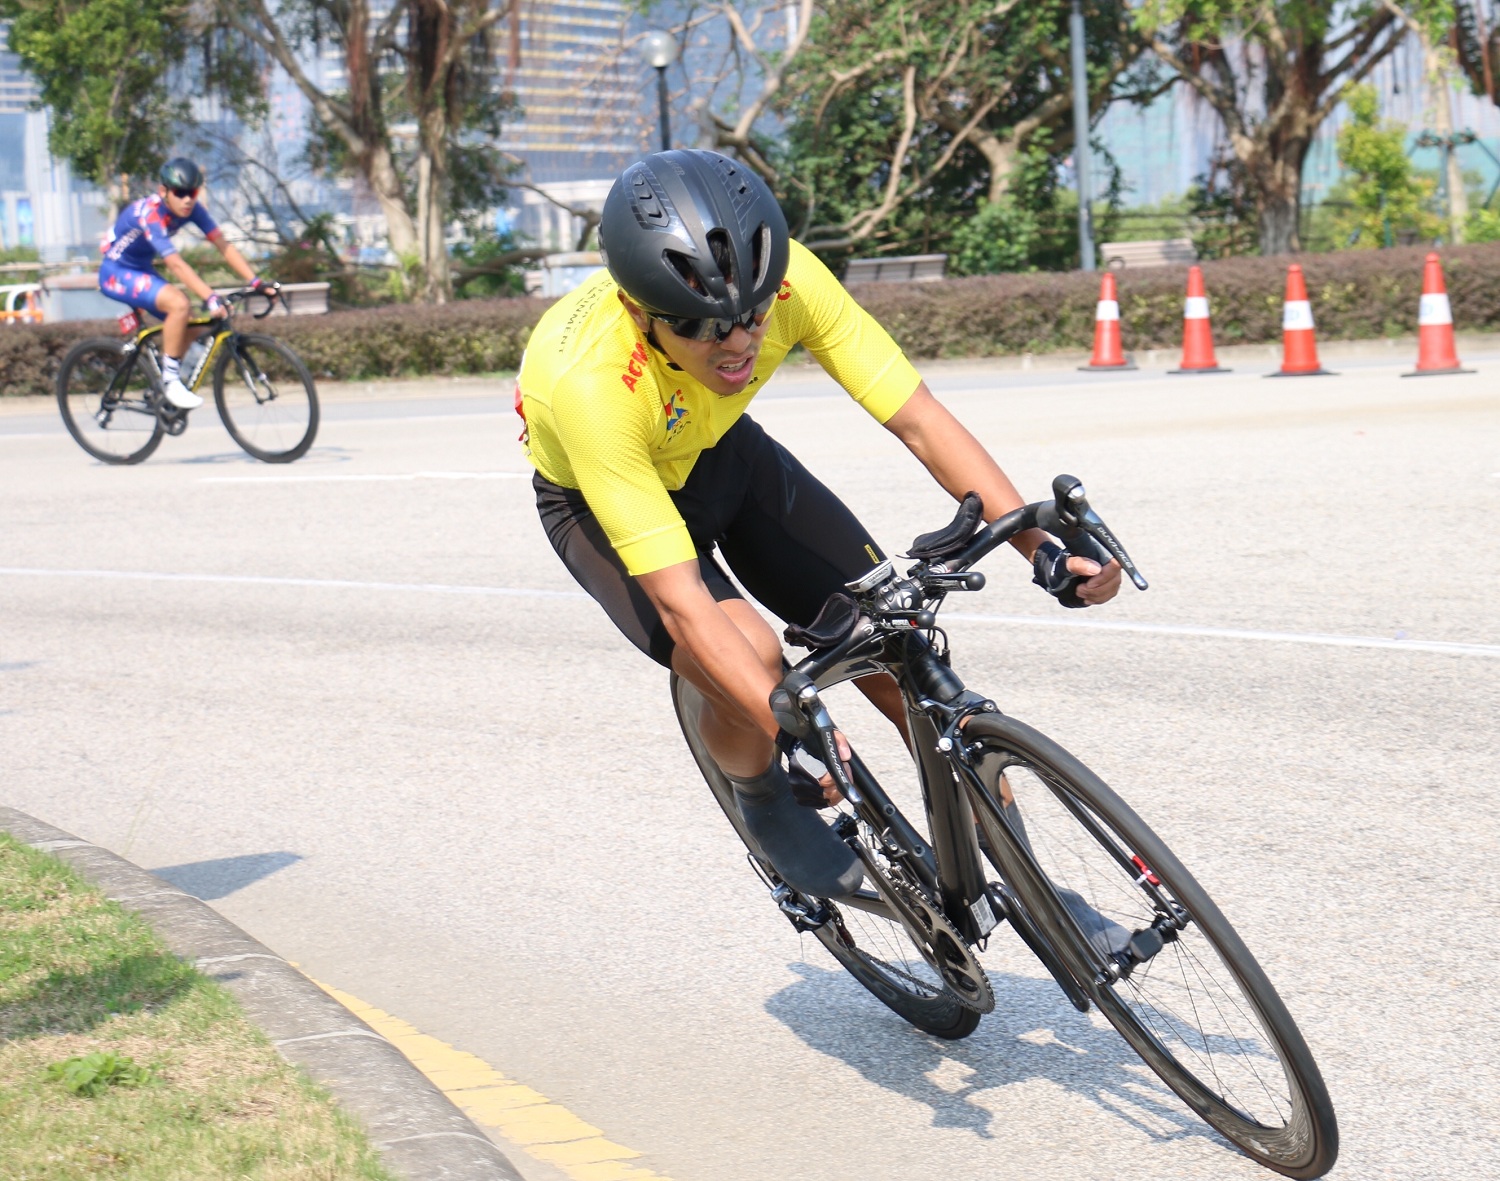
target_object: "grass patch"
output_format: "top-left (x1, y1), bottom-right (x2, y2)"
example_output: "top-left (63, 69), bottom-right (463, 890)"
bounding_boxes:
top-left (0, 832), bottom-right (395, 1180)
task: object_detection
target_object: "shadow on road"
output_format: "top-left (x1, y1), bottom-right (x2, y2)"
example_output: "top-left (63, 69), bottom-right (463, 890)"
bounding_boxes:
top-left (767, 959), bottom-right (1229, 1153)
top-left (152, 851), bottom-right (303, 900)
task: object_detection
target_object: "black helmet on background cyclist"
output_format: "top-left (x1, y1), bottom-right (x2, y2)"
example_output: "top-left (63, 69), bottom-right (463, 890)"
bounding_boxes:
top-left (159, 157), bottom-right (204, 194)
top-left (599, 149), bottom-right (789, 342)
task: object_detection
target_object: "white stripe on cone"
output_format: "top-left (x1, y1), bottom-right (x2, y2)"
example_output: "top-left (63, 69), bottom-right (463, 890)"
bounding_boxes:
top-left (1095, 299), bottom-right (1120, 321)
top-left (1418, 293), bottom-right (1453, 326)
top-left (1184, 296), bottom-right (1209, 319)
top-left (1282, 300), bottom-right (1315, 331)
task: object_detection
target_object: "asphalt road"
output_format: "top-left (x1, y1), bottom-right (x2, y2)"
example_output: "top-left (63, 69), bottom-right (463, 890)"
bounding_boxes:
top-left (3, 354), bottom-right (1498, 1181)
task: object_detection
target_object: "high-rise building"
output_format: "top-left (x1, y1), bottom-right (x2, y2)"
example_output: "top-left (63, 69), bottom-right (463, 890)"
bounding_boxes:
top-left (0, 21), bottom-right (106, 259)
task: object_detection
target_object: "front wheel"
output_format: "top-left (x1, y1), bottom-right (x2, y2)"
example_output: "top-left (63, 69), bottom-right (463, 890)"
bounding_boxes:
top-left (964, 713), bottom-right (1338, 1178)
top-left (213, 332), bottom-right (319, 463)
top-left (670, 674), bottom-right (980, 1040)
top-left (56, 338), bottom-right (164, 465)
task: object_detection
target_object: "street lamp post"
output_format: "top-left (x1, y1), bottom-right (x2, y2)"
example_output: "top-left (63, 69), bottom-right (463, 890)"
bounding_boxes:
top-left (639, 31), bottom-right (678, 152)
top-left (1069, 0), bottom-right (1096, 271)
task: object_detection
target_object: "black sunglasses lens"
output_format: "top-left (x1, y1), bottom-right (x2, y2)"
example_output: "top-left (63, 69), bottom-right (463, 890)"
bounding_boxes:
top-left (172, 187), bottom-right (197, 198)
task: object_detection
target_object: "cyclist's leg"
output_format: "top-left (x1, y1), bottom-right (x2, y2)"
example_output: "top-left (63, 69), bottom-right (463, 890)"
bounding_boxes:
top-left (535, 470), bottom-right (860, 895)
top-left (534, 470), bottom-right (779, 772)
top-left (706, 416), bottom-right (908, 739)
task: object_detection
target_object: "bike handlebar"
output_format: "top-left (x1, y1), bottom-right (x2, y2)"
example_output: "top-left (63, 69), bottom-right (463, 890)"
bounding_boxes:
top-left (947, 474), bottom-right (1148, 592)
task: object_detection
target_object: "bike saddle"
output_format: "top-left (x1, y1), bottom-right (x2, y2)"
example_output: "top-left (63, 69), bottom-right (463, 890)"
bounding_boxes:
top-left (905, 491), bottom-right (984, 560)
top-left (784, 592), bottom-right (860, 649)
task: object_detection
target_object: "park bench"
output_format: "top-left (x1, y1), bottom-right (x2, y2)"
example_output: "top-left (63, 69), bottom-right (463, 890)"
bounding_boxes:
top-left (844, 253), bottom-right (948, 283)
top-left (1099, 239), bottom-right (1197, 269)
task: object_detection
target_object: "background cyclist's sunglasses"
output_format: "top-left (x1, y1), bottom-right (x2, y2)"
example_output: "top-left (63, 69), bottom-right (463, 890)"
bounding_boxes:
top-left (170, 186), bottom-right (199, 199)
top-left (654, 297), bottom-right (774, 343)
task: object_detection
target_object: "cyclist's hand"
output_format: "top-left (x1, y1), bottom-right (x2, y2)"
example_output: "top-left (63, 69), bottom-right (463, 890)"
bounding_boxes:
top-left (251, 276), bottom-right (281, 300)
top-left (1032, 541), bottom-right (1122, 608)
top-left (206, 293), bottom-right (229, 320)
top-left (780, 731), bottom-right (852, 807)
top-left (1068, 553), bottom-right (1121, 606)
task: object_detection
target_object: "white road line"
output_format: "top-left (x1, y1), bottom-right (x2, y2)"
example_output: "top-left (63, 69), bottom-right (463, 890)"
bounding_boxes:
top-left (0, 568), bottom-right (585, 599)
top-left (2, 566), bottom-right (1496, 656)
top-left (199, 470), bottom-right (529, 484)
top-left (943, 610), bottom-right (1500, 657)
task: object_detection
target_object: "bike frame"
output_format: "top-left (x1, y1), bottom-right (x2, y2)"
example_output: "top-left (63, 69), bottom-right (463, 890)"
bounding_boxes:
top-left (778, 480), bottom-right (1154, 1003)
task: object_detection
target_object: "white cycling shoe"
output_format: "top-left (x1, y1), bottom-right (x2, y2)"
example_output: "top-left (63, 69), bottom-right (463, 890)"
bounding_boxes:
top-left (163, 379), bottom-right (203, 410)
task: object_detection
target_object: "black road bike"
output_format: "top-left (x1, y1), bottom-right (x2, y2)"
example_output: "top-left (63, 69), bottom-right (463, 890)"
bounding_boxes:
top-left (672, 475), bottom-right (1338, 1179)
top-left (57, 289), bottom-right (319, 465)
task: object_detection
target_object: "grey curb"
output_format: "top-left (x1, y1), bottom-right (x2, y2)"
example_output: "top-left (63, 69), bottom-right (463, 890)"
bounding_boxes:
top-left (0, 807), bottom-right (522, 1181)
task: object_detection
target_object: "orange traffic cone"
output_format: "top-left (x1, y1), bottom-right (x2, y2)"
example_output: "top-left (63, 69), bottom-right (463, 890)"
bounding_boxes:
top-left (1079, 271), bottom-right (1136, 371)
top-left (1265, 264), bottom-right (1333, 377)
top-left (1404, 252), bottom-right (1473, 376)
top-left (1169, 265), bottom-right (1229, 374)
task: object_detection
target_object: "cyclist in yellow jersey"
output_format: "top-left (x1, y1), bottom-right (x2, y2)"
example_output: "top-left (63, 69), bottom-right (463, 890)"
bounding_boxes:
top-left (521, 150), bottom-right (1120, 897)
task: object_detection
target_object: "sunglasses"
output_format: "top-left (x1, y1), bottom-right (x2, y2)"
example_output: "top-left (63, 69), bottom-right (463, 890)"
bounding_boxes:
top-left (653, 295), bottom-right (775, 343)
top-left (170, 186), bottom-right (199, 199)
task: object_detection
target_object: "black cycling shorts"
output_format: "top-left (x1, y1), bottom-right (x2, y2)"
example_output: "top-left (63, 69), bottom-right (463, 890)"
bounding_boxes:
top-left (535, 414), bottom-right (887, 667)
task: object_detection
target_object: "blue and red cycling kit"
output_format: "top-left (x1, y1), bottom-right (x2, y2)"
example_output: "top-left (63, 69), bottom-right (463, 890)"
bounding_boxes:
top-left (98, 194), bottom-right (223, 314)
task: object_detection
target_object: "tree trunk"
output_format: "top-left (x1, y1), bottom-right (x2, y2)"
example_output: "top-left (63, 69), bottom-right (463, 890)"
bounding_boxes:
top-left (1246, 128), bottom-right (1310, 254)
top-left (367, 141), bottom-right (419, 260)
top-left (414, 116), bottom-right (451, 303)
top-left (1424, 37), bottom-right (1467, 242)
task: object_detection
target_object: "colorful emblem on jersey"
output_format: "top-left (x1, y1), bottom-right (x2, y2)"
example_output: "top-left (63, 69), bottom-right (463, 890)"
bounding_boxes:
top-left (663, 389), bottom-right (688, 436)
top-left (776, 277), bottom-right (792, 301)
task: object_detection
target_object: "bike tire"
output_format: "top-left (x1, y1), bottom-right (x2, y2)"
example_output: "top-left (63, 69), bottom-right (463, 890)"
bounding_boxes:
top-left (213, 332), bottom-right (319, 463)
top-left (670, 673), bottom-right (979, 1040)
top-left (56, 338), bottom-right (164, 465)
top-left (963, 712), bottom-right (1338, 1178)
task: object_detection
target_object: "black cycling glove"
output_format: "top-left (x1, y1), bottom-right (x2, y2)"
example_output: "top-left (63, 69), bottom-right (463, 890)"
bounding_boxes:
top-left (1032, 540), bottom-right (1090, 608)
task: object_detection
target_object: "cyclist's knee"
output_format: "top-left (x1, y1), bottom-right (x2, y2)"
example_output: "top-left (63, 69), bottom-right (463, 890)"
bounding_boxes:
top-left (156, 287), bottom-right (189, 318)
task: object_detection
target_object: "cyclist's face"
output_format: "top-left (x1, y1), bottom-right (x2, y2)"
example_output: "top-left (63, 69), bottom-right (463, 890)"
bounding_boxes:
top-left (161, 184), bottom-right (198, 218)
top-left (619, 294), bottom-right (771, 396)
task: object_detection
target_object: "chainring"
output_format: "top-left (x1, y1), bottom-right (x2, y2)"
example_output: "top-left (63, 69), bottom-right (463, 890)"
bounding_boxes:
top-left (877, 865), bottom-right (995, 1014)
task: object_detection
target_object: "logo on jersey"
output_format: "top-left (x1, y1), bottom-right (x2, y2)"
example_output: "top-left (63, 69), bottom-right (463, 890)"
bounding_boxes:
top-left (130, 273), bottom-right (154, 297)
top-left (620, 340), bottom-right (649, 392)
top-left (103, 273), bottom-right (126, 295)
top-left (663, 389), bottom-right (688, 436)
top-left (776, 277), bottom-right (792, 301)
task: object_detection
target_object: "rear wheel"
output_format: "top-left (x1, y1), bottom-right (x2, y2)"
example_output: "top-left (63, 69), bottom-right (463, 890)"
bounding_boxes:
top-left (964, 713), bottom-right (1338, 1178)
top-left (670, 674), bottom-right (979, 1039)
top-left (214, 332), bottom-right (319, 463)
top-left (56, 338), bottom-right (163, 465)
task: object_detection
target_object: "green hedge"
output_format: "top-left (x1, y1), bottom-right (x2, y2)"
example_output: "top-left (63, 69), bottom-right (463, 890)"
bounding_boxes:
top-left (6, 243), bottom-right (1499, 397)
top-left (0, 298), bottom-right (553, 399)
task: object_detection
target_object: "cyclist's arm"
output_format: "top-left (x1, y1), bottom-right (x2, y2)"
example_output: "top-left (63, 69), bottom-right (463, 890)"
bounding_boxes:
top-left (636, 561), bottom-right (781, 739)
top-left (882, 382), bottom-right (1122, 605)
top-left (158, 252), bottom-right (218, 305)
top-left (209, 235), bottom-right (257, 285)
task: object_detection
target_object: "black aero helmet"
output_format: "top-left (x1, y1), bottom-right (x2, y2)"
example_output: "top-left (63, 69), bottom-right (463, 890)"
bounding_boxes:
top-left (599, 150), bottom-right (789, 329)
top-left (159, 157), bottom-right (204, 192)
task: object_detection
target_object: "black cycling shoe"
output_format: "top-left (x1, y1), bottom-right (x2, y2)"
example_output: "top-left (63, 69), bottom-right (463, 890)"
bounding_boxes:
top-left (731, 766), bottom-right (864, 899)
top-left (1057, 887), bottom-right (1133, 959)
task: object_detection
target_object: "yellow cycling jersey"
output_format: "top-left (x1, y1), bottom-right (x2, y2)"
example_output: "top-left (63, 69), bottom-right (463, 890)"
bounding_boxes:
top-left (518, 239), bottom-right (921, 576)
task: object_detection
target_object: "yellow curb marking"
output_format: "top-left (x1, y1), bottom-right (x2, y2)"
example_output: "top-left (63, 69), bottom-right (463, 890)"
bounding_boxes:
top-left (307, 975), bottom-right (675, 1181)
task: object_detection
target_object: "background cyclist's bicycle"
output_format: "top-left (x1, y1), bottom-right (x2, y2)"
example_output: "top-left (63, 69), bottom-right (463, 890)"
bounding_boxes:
top-left (57, 289), bottom-right (319, 465)
top-left (674, 475), bottom-right (1338, 1179)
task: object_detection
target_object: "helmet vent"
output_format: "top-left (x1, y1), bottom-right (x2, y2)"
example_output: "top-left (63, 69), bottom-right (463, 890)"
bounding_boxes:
top-left (629, 171), bottom-right (670, 227)
top-left (706, 229), bottom-right (739, 303)
top-left (752, 224), bottom-right (771, 287)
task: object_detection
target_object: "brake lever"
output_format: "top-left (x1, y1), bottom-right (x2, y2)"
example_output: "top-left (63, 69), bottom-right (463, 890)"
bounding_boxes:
top-left (1046, 474), bottom-right (1149, 592)
top-left (770, 673), bottom-right (863, 805)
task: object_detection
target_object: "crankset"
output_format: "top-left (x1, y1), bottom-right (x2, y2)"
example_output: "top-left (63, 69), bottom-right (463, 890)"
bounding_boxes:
top-left (843, 830), bottom-right (995, 1014)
